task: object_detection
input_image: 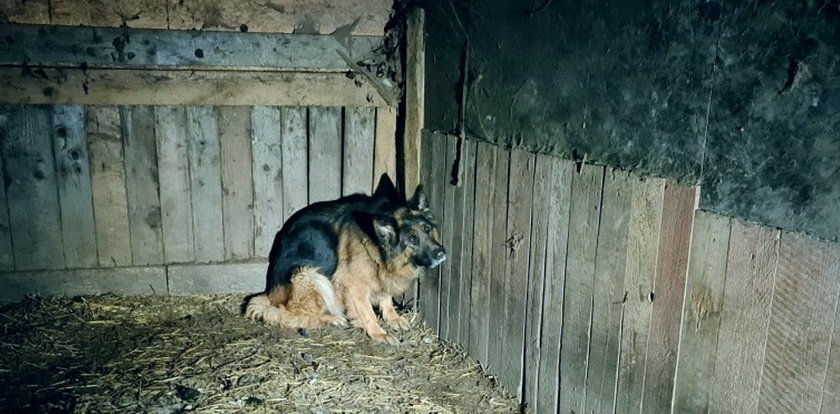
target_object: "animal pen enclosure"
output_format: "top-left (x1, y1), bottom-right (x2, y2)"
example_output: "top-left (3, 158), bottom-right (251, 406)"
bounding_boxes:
top-left (3, 1), bottom-right (840, 414)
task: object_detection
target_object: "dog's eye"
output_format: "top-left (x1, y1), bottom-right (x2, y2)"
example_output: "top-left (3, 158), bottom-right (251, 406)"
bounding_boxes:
top-left (422, 225), bottom-right (431, 233)
top-left (409, 235), bottom-right (419, 245)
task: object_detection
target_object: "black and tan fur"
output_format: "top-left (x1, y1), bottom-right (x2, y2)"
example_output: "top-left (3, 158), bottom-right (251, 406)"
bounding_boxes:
top-left (245, 176), bottom-right (445, 344)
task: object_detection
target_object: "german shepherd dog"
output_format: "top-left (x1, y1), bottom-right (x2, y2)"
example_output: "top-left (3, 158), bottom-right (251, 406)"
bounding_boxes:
top-left (245, 175), bottom-right (446, 344)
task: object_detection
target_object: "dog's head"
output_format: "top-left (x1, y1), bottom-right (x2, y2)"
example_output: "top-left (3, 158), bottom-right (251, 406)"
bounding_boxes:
top-left (369, 185), bottom-right (446, 269)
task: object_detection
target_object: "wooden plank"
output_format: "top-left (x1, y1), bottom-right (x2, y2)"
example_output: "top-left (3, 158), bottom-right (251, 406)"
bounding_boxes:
top-left (168, 262), bottom-right (268, 295)
top-left (0, 115), bottom-right (12, 271)
top-left (438, 134), bottom-right (456, 340)
top-left (641, 183), bottom-right (697, 413)
top-left (52, 105), bottom-right (97, 269)
top-left (0, 69), bottom-right (387, 107)
top-left (342, 107), bottom-right (375, 196)
top-left (373, 106), bottom-right (397, 188)
top-left (709, 220), bottom-right (779, 413)
top-left (467, 141), bottom-right (498, 364)
top-left (280, 107), bottom-right (308, 219)
top-left (557, 163), bottom-right (605, 414)
top-left (50, 0), bottom-right (168, 28)
top-left (672, 210), bottom-right (733, 413)
top-left (167, 0), bottom-right (390, 35)
top-left (614, 176), bottom-right (665, 414)
top-left (251, 106), bottom-right (284, 257)
top-left (824, 256), bottom-right (840, 414)
top-left (759, 231), bottom-right (840, 414)
top-left (218, 106), bottom-right (254, 260)
top-left (0, 267), bottom-right (167, 304)
top-left (186, 106), bottom-right (224, 263)
top-left (585, 169), bottom-right (633, 414)
top-left (154, 106), bottom-right (195, 263)
top-left (419, 133), bottom-right (447, 333)
top-left (498, 149), bottom-right (535, 397)
top-left (0, 0), bottom-right (50, 24)
top-left (486, 146), bottom-right (511, 374)
top-left (122, 106), bottom-right (164, 266)
top-left (0, 24), bottom-right (380, 71)
top-left (0, 105), bottom-right (64, 270)
top-left (87, 106), bottom-right (132, 267)
top-left (402, 7), bottom-right (424, 197)
top-left (535, 157), bottom-right (574, 414)
top-left (308, 107), bottom-right (342, 204)
top-left (456, 139), bottom-right (477, 345)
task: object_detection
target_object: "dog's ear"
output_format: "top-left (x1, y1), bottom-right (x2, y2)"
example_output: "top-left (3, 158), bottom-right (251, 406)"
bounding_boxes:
top-left (408, 185), bottom-right (429, 212)
top-left (371, 215), bottom-right (399, 247)
top-left (373, 173), bottom-right (399, 203)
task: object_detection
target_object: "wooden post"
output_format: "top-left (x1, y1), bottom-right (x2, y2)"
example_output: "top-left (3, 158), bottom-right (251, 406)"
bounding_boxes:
top-left (403, 7), bottom-right (425, 197)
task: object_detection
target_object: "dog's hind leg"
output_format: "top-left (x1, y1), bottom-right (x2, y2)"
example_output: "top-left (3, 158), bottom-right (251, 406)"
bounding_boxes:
top-left (284, 267), bottom-right (347, 329)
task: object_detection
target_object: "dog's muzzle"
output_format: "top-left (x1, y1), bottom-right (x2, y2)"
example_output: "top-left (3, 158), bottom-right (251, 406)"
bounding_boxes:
top-left (428, 248), bottom-right (447, 268)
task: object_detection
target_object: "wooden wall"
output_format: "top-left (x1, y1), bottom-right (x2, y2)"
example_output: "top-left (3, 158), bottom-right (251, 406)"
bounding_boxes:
top-left (419, 133), bottom-right (840, 414)
top-left (0, 104), bottom-right (395, 302)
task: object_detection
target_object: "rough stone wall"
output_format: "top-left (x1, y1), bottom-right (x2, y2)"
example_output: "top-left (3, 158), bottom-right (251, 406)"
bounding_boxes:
top-left (423, 0), bottom-right (840, 242)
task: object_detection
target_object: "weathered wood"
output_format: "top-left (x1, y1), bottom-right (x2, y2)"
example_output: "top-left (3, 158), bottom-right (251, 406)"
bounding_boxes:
top-left (280, 107), bottom-right (308, 219)
top-left (468, 141), bottom-right (497, 364)
top-left (50, 0), bottom-right (168, 28)
top-left (186, 107), bottom-right (225, 263)
top-left (498, 149), bottom-right (535, 397)
top-left (585, 169), bottom-right (633, 414)
top-left (0, 267), bottom-right (167, 304)
top-left (535, 157), bottom-right (574, 414)
top-left (373, 106), bottom-right (397, 189)
top-left (456, 139), bottom-right (477, 344)
top-left (342, 107), bottom-right (375, 196)
top-left (217, 106), bottom-right (254, 260)
top-left (614, 175), bottom-right (665, 414)
top-left (168, 262), bottom-right (268, 295)
top-left (824, 259), bottom-right (840, 413)
top-left (0, 24), bottom-right (380, 71)
top-left (251, 106), bottom-right (284, 257)
top-left (0, 105), bottom-right (64, 270)
top-left (0, 0), bottom-right (50, 24)
top-left (122, 106), bottom-right (164, 266)
top-left (403, 7), bottom-right (424, 196)
top-left (0, 68), bottom-right (387, 107)
top-left (52, 105), bottom-right (97, 269)
top-left (308, 107), bottom-right (342, 203)
top-left (0, 123), bottom-right (12, 271)
top-left (487, 146), bottom-right (511, 371)
top-left (672, 210), bottom-right (732, 413)
top-left (558, 163), bottom-right (605, 414)
top-left (438, 133), bottom-right (457, 340)
top-left (87, 106), bottom-right (132, 267)
top-left (641, 183), bottom-right (696, 413)
top-left (759, 231), bottom-right (840, 413)
top-left (155, 106), bottom-right (195, 263)
top-left (420, 133), bottom-right (447, 333)
top-left (709, 220), bottom-right (779, 413)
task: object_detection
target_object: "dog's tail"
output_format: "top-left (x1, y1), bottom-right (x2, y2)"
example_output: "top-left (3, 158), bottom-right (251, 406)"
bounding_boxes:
top-left (244, 267), bottom-right (344, 328)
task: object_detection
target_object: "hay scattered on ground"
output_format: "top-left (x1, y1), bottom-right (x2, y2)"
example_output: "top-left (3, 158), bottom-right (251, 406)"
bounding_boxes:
top-left (0, 295), bottom-right (520, 413)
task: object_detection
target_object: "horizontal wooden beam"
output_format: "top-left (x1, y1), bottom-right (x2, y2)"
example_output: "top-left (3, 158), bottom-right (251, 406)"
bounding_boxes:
top-left (0, 23), bottom-right (380, 72)
top-left (0, 67), bottom-right (388, 106)
top-left (168, 263), bottom-right (266, 295)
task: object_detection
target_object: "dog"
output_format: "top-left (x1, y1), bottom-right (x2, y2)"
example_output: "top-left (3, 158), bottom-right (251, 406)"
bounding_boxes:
top-left (245, 175), bottom-right (446, 344)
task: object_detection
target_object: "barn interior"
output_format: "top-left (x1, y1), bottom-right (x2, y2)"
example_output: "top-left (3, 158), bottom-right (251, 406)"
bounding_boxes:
top-left (1, 0), bottom-right (839, 413)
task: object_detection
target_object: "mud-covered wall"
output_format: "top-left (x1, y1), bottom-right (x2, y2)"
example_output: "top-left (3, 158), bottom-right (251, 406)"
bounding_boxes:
top-left (423, 0), bottom-right (840, 242)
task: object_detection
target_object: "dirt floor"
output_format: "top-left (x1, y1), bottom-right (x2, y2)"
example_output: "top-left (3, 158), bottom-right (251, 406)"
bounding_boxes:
top-left (0, 294), bottom-right (520, 414)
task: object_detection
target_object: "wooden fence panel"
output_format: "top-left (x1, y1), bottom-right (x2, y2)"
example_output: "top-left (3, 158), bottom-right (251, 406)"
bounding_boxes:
top-left (439, 135), bottom-right (456, 340)
top-left (155, 106), bottom-right (194, 263)
top-left (456, 139), bottom-right (477, 344)
top-left (280, 107), bottom-right (309, 219)
top-left (187, 106), bottom-right (225, 263)
top-left (342, 107), bottom-right (375, 196)
top-left (251, 106), bottom-right (284, 257)
top-left (487, 146), bottom-right (511, 370)
top-left (218, 106), bottom-right (254, 260)
top-left (308, 107), bottom-right (342, 204)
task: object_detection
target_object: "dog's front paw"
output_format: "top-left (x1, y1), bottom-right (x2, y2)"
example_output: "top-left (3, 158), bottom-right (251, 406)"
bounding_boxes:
top-left (385, 315), bottom-right (411, 331)
top-left (325, 314), bottom-right (348, 328)
top-left (369, 330), bottom-right (400, 345)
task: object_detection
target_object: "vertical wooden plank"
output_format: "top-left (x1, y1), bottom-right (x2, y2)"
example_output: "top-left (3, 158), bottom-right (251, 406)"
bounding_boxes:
top-left (823, 259), bottom-right (840, 414)
top-left (709, 220), bottom-right (779, 413)
top-left (641, 183), bottom-right (696, 413)
top-left (468, 141), bottom-right (497, 364)
top-left (499, 149), bottom-right (535, 397)
top-left (218, 106), bottom-right (254, 260)
top-left (535, 157), bottom-right (574, 414)
top-left (342, 107), bottom-right (375, 196)
top-left (87, 106), bottom-right (132, 267)
top-left (419, 133), bottom-right (446, 332)
top-left (0, 106), bottom-right (64, 270)
top-left (759, 232), bottom-right (840, 414)
top-left (280, 107), bottom-right (308, 219)
top-left (251, 106), bottom-right (284, 257)
top-left (614, 176), bottom-right (665, 414)
top-left (456, 139), bottom-right (477, 345)
top-left (122, 106), bottom-right (164, 266)
top-left (52, 105), bottom-right (97, 269)
top-left (155, 106), bottom-right (194, 263)
top-left (672, 210), bottom-right (732, 413)
top-left (523, 153), bottom-right (552, 412)
top-left (308, 107), bottom-right (342, 204)
top-left (585, 169), bottom-right (633, 414)
top-left (487, 146), bottom-right (511, 372)
top-left (439, 134), bottom-right (456, 340)
top-left (403, 8), bottom-right (425, 196)
top-left (373, 106), bottom-right (398, 188)
top-left (187, 106), bottom-right (224, 263)
top-left (0, 109), bottom-right (12, 271)
top-left (558, 163), bottom-right (605, 414)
